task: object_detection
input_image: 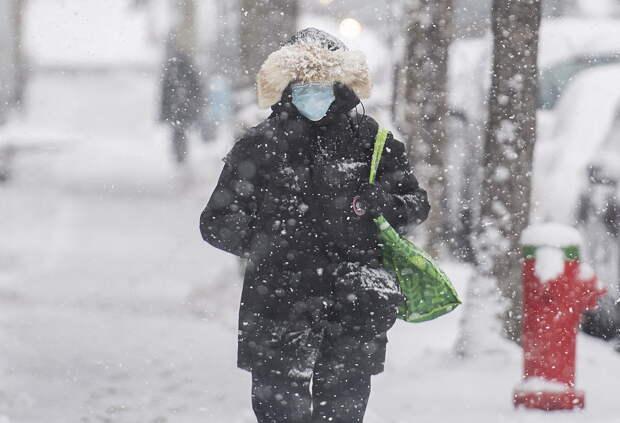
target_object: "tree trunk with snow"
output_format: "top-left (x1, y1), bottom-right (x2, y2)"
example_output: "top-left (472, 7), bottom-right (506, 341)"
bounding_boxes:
top-left (400, 0), bottom-right (453, 257)
top-left (459, 0), bottom-right (541, 354)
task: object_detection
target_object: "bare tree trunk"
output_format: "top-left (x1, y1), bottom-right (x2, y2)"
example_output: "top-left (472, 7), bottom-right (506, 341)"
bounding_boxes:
top-left (11, 0), bottom-right (26, 106)
top-left (214, 0), bottom-right (240, 73)
top-left (173, 0), bottom-right (196, 57)
top-left (400, 0), bottom-right (453, 257)
top-left (458, 0), bottom-right (541, 355)
top-left (485, 0), bottom-right (541, 341)
top-left (238, 0), bottom-right (298, 91)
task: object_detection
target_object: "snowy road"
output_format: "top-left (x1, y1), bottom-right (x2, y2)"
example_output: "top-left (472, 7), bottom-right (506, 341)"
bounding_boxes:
top-left (1, 71), bottom-right (620, 423)
top-left (0, 71), bottom-right (252, 422)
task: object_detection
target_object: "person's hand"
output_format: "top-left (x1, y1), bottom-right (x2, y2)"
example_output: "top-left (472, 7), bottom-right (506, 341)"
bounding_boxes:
top-left (354, 182), bottom-right (390, 218)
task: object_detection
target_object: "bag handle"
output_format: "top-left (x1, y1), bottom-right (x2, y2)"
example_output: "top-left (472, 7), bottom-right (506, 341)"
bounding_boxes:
top-left (369, 127), bottom-right (389, 184)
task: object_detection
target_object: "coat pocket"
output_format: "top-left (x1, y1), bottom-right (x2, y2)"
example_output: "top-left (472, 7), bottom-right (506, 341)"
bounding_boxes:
top-left (333, 262), bottom-right (405, 341)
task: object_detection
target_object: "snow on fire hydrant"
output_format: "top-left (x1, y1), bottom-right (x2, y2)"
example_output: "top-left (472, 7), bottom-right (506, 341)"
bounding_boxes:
top-left (513, 223), bottom-right (606, 410)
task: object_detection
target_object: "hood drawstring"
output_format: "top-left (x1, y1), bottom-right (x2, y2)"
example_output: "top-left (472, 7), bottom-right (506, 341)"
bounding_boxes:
top-left (350, 100), bottom-right (366, 140)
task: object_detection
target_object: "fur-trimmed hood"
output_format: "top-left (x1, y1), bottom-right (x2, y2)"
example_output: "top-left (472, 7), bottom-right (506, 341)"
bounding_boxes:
top-left (257, 28), bottom-right (372, 108)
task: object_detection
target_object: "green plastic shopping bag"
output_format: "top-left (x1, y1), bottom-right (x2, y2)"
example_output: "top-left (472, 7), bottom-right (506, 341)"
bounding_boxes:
top-left (370, 128), bottom-right (461, 323)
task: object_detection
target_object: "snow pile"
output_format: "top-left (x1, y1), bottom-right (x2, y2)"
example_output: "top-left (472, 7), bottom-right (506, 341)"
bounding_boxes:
top-left (535, 246), bottom-right (566, 283)
top-left (336, 161), bottom-right (365, 172)
top-left (520, 223), bottom-right (582, 248)
top-left (356, 265), bottom-right (400, 298)
top-left (579, 262), bottom-right (595, 280)
top-left (454, 273), bottom-right (511, 358)
top-left (337, 264), bottom-right (401, 301)
top-left (515, 377), bottom-right (569, 393)
top-left (521, 223), bottom-right (582, 282)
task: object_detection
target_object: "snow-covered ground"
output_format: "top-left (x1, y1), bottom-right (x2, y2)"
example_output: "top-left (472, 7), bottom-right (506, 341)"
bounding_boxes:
top-left (1, 67), bottom-right (619, 423)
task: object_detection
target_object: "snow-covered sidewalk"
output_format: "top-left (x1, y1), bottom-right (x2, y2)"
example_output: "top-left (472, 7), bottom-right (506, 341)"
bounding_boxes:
top-left (1, 71), bottom-right (619, 423)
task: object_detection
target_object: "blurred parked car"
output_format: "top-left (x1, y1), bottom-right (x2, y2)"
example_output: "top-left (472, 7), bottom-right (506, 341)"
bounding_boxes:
top-left (576, 110), bottom-right (620, 341)
top-left (538, 54), bottom-right (620, 110)
top-left (532, 65), bottom-right (620, 223)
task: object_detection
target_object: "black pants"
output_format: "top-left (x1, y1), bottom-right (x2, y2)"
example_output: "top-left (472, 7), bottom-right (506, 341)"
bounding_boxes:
top-left (171, 126), bottom-right (188, 163)
top-left (251, 354), bottom-right (371, 423)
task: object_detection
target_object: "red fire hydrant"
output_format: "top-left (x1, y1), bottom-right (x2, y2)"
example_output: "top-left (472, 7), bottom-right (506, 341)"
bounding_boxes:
top-left (513, 223), bottom-right (606, 411)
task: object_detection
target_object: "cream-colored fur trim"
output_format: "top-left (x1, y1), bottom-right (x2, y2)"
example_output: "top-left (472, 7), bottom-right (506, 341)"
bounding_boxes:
top-left (257, 40), bottom-right (372, 108)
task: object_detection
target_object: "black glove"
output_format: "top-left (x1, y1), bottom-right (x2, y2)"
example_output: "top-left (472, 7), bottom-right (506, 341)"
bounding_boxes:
top-left (355, 182), bottom-right (390, 218)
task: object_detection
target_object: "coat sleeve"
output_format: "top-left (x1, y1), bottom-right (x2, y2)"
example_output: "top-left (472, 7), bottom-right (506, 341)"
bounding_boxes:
top-left (376, 135), bottom-right (430, 234)
top-left (200, 141), bottom-right (258, 257)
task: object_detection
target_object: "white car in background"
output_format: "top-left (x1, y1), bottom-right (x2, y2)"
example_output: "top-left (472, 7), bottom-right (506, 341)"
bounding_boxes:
top-left (532, 64), bottom-right (620, 224)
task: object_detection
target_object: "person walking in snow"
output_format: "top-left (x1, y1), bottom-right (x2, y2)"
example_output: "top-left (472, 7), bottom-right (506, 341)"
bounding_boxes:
top-left (160, 35), bottom-right (203, 164)
top-left (200, 28), bottom-right (430, 423)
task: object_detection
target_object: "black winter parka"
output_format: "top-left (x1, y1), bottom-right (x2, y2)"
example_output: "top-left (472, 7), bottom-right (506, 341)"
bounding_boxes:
top-left (200, 83), bottom-right (430, 376)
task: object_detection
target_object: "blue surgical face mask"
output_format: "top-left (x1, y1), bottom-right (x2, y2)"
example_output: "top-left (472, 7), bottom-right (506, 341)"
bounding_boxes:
top-left (291, 82), bottom-right (335, 121)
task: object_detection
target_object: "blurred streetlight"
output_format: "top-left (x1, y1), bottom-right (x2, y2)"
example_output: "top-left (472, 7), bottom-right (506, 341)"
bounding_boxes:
top-left (319, 0), bottom-right (334, 4)
top-left (339, 18), bottom-right (362, 39)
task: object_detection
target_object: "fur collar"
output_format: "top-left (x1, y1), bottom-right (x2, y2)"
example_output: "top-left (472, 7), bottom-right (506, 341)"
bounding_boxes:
top-left (257, 39), bottom-right (371, 108)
